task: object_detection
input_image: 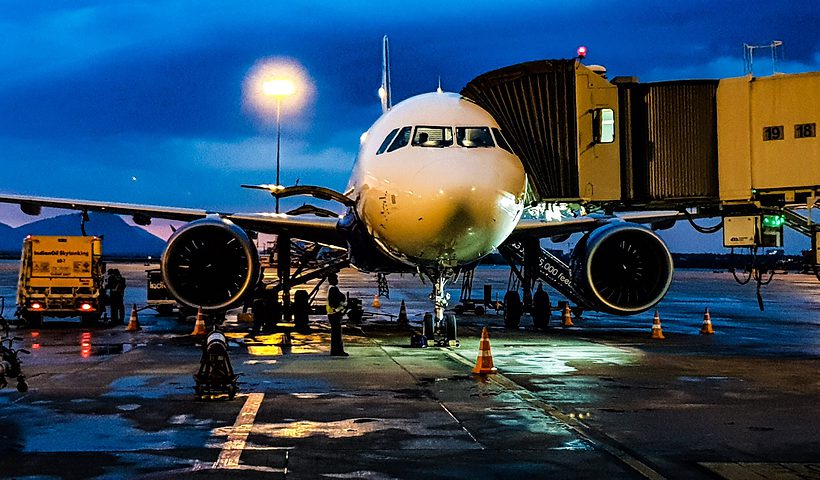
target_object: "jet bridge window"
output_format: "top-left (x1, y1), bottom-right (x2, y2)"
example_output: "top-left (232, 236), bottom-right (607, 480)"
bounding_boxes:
top-left (492, 128), bottom-right (513, 153)
top-left (456, 127), bottom-right (494, 148)
top-left (412, 126), bottom-right (453, 147)
top-left (593, 108), bottom-right (615, 144)
top-left (376, 128), bottom-right (400, 155)
top-left (386, 126), bottom-right (412, 153)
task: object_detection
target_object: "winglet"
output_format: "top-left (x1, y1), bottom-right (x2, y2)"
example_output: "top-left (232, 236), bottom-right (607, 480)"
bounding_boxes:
top-left (378, 35), bottom-right (392, 113)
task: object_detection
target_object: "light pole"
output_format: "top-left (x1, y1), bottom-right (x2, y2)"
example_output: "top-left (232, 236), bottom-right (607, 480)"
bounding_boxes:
top-left (263, 79), bottom-right (296, 213)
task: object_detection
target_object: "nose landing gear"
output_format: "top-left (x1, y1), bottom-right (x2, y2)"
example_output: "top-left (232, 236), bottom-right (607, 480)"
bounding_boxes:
top-left (421, 273), bottom-right (459, 347)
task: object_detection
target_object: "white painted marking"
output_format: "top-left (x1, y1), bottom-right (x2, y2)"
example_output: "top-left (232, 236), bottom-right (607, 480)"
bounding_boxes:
top-left (212, 392), bottom-right (265, 470)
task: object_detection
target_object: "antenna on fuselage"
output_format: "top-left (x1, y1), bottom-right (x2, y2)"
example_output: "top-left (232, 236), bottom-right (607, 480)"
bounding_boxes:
top-left (379, 35), bottom-right (392, 113)
top-left (437, 76), bottom-right (443, 94)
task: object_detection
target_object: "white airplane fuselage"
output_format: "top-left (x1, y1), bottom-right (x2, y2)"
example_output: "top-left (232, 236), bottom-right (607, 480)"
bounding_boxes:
top-left (346, 92), bottom-right (528, 270)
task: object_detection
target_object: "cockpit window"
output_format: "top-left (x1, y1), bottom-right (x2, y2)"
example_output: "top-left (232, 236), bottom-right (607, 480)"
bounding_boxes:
top-left (492, 128), bottom-right (513, 153)
top-left (413, 126), bottom-right (453, 147)
top-left (456, 127), bottom-right (494, 148)
top-left (386, 126), bottom-right (412, 152)
top-left (376, 128), bottom-right (399, 155)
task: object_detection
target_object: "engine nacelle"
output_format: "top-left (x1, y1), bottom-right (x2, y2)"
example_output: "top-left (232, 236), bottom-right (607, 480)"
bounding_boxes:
top-left (572, 222), bottom-right (673, 315)
top-left (161, 216), bottom-right (260, 312)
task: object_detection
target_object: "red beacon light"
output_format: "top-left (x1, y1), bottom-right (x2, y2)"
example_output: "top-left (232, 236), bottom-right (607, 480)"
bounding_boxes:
top-left (577, 46), bottom-right (588, 59)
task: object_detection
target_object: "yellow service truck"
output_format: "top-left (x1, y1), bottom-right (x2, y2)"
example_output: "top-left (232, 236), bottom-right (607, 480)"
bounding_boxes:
top-left (17, 235), bottom-right (105, 326)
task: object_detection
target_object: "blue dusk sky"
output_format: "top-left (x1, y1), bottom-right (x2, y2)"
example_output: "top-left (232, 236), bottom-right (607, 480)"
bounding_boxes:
top-left (0, 1), bottom-right (817, 252)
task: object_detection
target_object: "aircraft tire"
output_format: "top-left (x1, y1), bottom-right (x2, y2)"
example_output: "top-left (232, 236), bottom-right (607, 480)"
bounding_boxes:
top-left (422, 313), bottom-right (434, 339)
top-left (444, 313), bottom-right (457, 342)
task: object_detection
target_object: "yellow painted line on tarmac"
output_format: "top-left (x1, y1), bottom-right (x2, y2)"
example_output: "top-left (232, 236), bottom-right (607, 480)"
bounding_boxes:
top-left (213, 392), bottom-right (265, 470)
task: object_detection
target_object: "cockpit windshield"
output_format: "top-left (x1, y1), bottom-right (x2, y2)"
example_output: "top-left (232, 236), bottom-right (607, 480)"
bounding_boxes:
top-left (492, 128), bottom-right (513, 153)
top-left (413, 126), bottom-right (453, 147)
top-left (376, 128), bottom-right (399, 155)
top-left (386, 126), bottom-right (412, 153)
top-left (456, 127), bottom-right (494, 148)
top-left (378, 125), bottom-right (512, 153)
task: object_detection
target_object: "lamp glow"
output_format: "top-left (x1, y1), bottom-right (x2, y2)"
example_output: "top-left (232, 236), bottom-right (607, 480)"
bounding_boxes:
top-left (264, 79), bottom-right (296, 97)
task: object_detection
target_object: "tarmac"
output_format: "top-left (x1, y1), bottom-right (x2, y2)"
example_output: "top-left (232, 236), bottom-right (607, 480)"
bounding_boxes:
top-left (1, 263), bottom-right (820, 479)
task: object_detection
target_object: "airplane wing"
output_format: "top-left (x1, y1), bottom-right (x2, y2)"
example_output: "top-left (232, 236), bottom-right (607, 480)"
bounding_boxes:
top-left (508, 210), bottom-right (688, 241)
top-left (0, 193), bottom-right (346, 247)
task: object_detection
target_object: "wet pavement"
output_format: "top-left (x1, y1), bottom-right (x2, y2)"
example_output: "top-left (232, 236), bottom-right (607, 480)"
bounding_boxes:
top-left (1, 262), bottom-right (820, 479)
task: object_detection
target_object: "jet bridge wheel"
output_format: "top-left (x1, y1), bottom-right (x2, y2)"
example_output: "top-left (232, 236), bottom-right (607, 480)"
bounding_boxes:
top-left (503, 290), bottom-right (522, 329)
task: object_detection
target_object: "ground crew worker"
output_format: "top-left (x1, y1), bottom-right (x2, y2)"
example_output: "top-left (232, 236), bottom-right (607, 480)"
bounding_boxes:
top-left (249, 280), bottom-right (272, 339)
top-left (326, 273), bottom-right (348, 356)
top-left (532, 282), bottom-right (550, 329)
top-left (105, 269), bottom-right (126, 324)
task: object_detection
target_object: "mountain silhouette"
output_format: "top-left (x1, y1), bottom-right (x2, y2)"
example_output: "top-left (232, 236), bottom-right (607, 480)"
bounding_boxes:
top-left (0, 212), bottom-right (165, 258)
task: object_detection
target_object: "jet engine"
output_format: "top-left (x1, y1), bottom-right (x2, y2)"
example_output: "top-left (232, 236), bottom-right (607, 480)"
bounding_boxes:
top-left (572, 222), bottom-right (673, 315)
top-left (161, 216), bottom-right (260, 312)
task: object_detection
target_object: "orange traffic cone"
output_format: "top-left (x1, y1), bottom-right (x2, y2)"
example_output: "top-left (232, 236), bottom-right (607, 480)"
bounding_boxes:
top-left (561, 304), bottom-right (574, 327)
top-left (125, 304), bottom-right (141, 332)
top-left (372, 295), bottom-right (381, 308)
top-left (472, 327), bottom-right (497, 375)
top-left (651, 309), bottom-right (664, 339)
top-left (700, 307), bottom-right (714, 335)
top-left (397, 300), bottom-right (408, 325)
top-left (191, 307), bottom-right (207, 335)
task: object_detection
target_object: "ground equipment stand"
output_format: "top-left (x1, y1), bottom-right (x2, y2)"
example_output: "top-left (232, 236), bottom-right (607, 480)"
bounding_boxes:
top-left (194, 330), bottom-right (238, 400)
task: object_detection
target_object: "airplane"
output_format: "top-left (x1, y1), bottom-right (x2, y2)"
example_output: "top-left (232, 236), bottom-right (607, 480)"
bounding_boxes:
top-left (0, 36), bottom-right (676, 341)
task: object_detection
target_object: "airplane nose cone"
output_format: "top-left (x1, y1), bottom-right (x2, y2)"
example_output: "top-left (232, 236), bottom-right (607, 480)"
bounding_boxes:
top-left (366, 151), bottom-right (526, 267)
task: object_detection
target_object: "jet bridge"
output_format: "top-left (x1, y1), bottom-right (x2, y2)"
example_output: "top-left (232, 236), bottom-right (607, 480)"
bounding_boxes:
top-left (464, 61), bottom-right (820, 310)
top-left (462, 61), bottom-right (819, 211)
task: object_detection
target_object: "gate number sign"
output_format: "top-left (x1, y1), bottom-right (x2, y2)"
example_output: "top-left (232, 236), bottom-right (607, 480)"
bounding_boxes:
top-left (764, 123), bottom-right (816, 141)
top-left (763, 125), bottom-right (784, 141)
top-left (795, 123), bottom-right (816, 139)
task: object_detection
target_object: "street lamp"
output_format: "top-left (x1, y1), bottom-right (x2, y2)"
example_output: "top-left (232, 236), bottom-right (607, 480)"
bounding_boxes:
top-left (263, 79), bottom-right (296, 213)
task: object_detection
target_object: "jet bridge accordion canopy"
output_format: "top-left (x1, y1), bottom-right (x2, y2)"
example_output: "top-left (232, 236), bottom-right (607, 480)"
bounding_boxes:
top-left (462, 60), bottom-right (581, 200)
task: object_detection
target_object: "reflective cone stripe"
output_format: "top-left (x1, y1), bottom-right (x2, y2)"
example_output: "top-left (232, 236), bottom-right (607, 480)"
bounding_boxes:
top-left (398, 300), bottom-right (408, 324)
top-left (126, 304), bottom-right (141, 332)
top-left (561, 304), bottom-right (574, 327)
top-left (651, 310), bottom-right (664, 339)
top-left (700, 307), bottom-right (714, 335)
top-left (472, 327), bottom-right (497, 375)
top-left (372, 295), bottom-right (381, 308)
top-left (192, 307), bottom-right (207, 336)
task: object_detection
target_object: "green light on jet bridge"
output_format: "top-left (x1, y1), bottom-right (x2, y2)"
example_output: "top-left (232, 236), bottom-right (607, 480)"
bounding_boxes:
top-left (762, 214), bottom-right (786, 228)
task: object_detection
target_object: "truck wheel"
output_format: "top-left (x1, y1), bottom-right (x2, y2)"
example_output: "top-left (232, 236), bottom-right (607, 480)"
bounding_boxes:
top-left (81, 312), bottom-right (101, 326)
top-left (23, 312), bottom-right (42, 328)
